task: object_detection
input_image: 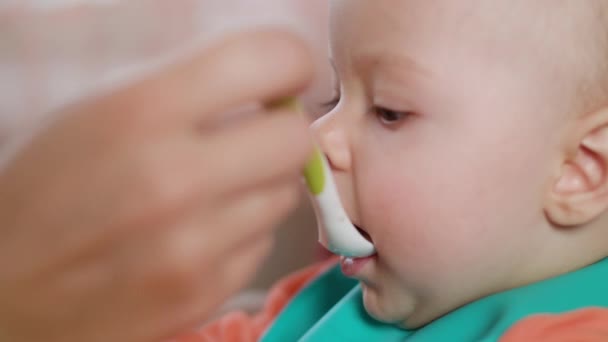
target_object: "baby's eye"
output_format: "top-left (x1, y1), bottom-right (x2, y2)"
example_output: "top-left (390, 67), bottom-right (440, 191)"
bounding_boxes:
top-left (320, 94), bottom-right (340, 111)
top-left (374, 106), bottom-right (411, 125)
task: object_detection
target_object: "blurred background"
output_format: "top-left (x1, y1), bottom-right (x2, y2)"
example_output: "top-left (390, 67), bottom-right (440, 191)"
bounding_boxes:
top-left (0, 0), bottom-right (332, 299)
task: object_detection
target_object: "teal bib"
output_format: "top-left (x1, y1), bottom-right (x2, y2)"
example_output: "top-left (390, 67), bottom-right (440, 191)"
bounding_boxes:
top-left (261, 258), bottom-right (608, 341)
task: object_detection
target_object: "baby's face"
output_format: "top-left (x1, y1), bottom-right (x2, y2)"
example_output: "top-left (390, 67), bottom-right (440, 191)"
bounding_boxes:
top-left (314, 0), bottom-right (574, 326)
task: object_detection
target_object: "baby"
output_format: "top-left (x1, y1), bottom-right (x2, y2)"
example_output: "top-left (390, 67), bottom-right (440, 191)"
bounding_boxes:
top-left (189, 0), bottom-right (608, 341)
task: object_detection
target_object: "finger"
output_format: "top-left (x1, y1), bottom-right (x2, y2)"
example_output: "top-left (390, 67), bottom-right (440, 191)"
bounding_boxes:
top-left (163, 181), bottom-right (299, 272)
top-left (160, 234), bottom-right (275, 340)
top-left (116, 28), bottom-right (314, 129)
top-left (115, 217), bottom-right (277, 341)
top-left (117, 180), bottom-right (298, 303)
top-left (197, 109), bottom-right (312, 196)
top-left (59, 180), bottom-right (295, 341)
top-left (199, 181), bottom-right (301, 256)
top-left (53, 119), bottom-right (308, 257)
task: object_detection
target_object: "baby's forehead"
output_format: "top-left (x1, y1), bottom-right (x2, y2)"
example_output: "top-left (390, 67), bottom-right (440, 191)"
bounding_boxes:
top-left (332, 1), bottom-right (550, 67)
top-left (332, 0), bottom-right (607, 116)
top-left (339, 1), bottom-right (601, 71)
top-left (349, 1), bottom-right (595, 45)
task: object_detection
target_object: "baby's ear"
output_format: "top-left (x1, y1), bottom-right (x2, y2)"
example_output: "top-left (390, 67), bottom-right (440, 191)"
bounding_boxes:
top-left (545, 107), bottom-right (608, 226)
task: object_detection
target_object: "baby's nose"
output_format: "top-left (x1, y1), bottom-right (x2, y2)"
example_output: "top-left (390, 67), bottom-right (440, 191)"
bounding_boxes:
top-left (307, 113), bottom-right (375, 258)
top-left (311, 114), bottom-right (351, 172)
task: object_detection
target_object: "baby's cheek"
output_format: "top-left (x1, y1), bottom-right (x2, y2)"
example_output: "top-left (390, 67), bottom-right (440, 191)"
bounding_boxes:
top-left (362, 175), bottom-right (450, 270)
top-left (360, 167), bottom-right (495, 285)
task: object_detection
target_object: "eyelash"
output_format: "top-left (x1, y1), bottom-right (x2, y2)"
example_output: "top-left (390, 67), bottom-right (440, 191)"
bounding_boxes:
top-left (375, 107), bottom-right (411, 125)
top-left (320, 94), bottom-right (412, 126)
top-left (320, 95), bottom-right (340, 111)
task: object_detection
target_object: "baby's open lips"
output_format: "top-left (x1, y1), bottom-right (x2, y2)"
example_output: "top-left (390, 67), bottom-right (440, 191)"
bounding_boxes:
top-left (355, 224), bottom-right (373, 243)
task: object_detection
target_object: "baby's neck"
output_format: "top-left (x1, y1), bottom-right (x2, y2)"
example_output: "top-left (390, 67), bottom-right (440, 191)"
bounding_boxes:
top-left (515, 217), bottom-right (608, 292)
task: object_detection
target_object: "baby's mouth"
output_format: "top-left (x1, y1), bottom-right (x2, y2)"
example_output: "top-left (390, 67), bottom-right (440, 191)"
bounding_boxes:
top-left (355, 224), bottom-right (373, 244)
top-left (340, 225), bottom-right (377, 276)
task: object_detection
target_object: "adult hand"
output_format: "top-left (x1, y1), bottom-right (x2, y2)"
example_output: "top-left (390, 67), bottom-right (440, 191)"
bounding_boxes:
top-left (0, 29), bottom-right (313, 342)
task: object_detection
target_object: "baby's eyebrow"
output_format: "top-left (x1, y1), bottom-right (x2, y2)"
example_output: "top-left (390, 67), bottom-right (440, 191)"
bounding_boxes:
top-left (354, 52), bottom-right (431, 78)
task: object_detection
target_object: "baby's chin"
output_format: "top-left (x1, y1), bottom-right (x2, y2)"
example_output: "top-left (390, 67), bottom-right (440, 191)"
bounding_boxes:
top-left (361, 282), bottom-right (418, 328)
